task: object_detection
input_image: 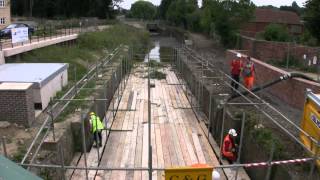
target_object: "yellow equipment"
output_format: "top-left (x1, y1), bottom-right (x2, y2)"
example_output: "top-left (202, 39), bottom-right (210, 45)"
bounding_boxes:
top-left (300, 89), bottom-right (320, 166)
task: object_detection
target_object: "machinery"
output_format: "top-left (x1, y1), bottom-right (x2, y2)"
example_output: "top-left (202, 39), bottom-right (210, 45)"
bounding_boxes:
top-left (300, 89), bottom-right (320, 166)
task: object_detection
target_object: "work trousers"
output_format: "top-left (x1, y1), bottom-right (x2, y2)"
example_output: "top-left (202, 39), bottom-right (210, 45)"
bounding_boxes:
top-left (231, 74), bottom-right (240, 91)
top-left (93, 131), bottom-right (102, 146)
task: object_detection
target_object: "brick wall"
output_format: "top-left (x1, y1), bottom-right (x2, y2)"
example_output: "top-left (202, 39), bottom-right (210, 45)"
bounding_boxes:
top-left (0, 0), bottom-right (11, 29)
top-left (226, 50), bottom-right (320, 109)
top-left (0, 87), bottom-right (35, 126)
top-left (240, 36), bottom-right (320, 65)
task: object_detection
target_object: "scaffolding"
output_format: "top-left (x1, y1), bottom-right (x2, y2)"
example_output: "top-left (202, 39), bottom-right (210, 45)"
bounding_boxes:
top-left (1, 44), bottom-right (319, 180)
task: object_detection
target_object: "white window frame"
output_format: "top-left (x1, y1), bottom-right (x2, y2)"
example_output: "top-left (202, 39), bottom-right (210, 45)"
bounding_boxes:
top-left (0, 0), bottom-right (5, 8)
top-left (0, 18), bottom-right (5, 25)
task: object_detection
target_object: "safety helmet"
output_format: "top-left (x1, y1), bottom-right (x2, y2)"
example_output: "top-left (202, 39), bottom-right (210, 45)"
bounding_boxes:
top-left (236, 53), bottom-right (242, 58)
top-left (212, 170), bottom-right (221, 180)
top-left (90, 112), bottom-right (95, 116)
top-left (228, 129), bottom-right (237, 137)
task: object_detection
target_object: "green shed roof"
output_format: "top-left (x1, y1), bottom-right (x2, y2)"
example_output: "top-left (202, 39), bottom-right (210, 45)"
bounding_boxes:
top-left (0, 155), bottom-right (42, 180)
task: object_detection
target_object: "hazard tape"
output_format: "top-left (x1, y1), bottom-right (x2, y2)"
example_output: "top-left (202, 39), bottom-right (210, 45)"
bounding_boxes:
top-left (244, 158), bottom-right (314, 168)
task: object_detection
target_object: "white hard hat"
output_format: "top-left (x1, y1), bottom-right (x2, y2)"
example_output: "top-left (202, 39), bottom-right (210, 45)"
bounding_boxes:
top-left (228, 129), bottom-right (238, 137)
top-left (212, 170), bottom-right (221, 180)
top-left (236, 53), bottom-right (242, 58)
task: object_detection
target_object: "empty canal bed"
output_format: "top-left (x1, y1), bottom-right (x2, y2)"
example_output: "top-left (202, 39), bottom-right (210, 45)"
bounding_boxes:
top-left (70, 63), bottom-right (223, 180)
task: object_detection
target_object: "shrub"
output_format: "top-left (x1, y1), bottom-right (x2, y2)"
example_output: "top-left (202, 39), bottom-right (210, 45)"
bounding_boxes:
top-left (262, 24), bottom-right (291, 42)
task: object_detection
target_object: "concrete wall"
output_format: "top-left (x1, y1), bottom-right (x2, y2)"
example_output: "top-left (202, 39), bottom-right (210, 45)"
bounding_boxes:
top-left (240, 36), bottom-right (320, 66)
top-left (40, 70), bottom-right (68, 110)
top-left (0, 85), bottom-right (35, 126)
top-left (226, 50), bottom-right (320, 109)
top-left (0, 0), bottom-right (11, 29)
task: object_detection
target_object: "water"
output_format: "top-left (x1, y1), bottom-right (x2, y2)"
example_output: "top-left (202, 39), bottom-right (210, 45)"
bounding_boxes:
top-left (144, 41), bottom-right (160, 62)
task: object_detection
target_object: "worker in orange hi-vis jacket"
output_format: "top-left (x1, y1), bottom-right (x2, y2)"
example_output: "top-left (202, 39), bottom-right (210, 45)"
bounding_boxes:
top-left (221, 129), bottom-right (238, 163)
top-left (242, 56), bottom-right (255, 90)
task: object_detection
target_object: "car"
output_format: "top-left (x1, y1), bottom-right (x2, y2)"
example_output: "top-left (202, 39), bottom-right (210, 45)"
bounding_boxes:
top-left (0, 23), bottom-right (35, 38)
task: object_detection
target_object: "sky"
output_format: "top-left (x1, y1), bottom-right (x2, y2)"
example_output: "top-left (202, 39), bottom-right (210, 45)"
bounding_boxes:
top-left (119, 0), bottom-right (307, 10)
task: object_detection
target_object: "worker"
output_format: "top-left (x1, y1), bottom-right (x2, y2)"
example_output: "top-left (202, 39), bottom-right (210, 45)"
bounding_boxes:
top-left (230, 53), bottom-right (243, 92)
top-left (221, 129), bottom-right (238, 163)
top-left (89, 112), bottom-right (105, 147)
top-left (212, 170), bottom-right (221, 180)
top-left (242, 56), bottom-right (255, 90)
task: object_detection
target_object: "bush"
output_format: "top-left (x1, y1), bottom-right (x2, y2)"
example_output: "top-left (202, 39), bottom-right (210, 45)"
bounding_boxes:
top-left (262, 24), bottom-right (291, 42)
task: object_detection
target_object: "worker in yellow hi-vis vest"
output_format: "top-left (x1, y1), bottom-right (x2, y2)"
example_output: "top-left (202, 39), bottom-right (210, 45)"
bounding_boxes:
top-left (89, 112), bottom-right (105, 147)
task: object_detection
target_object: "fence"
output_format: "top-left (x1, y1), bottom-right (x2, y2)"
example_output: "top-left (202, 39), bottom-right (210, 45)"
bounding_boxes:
top-left (0, 21), bottom-right (109, 50)
top-left (174, 46), bottom-right (320, 179)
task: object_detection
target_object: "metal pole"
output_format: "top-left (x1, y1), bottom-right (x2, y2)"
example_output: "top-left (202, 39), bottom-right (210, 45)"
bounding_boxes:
top-left (2, 136), bottom-right (7, 157)
top-left (112, 69), bottom-right (115, 119)
top-left (265, 143), bottom-right (275, 180)
top-left (219, 104), bottom-right (226, 158)
top-left (81, 114), bottom-right (89, 180)
top-left (74, 66), bottom-right (77, 95)
top-left (207, 92), bottom-right (212, 137)
top-left (148, 53), bottom-right (152, 180)
top-left (50, 100), bottom-right (56, 142)
top-left (95, 101), bottom-right (100, 162)
top-left (59, 145), bottom-right (66, 180)
top-left (235, 112), bottom-right (246, 180)
top-left (308, 142), bottom-right (319, 179)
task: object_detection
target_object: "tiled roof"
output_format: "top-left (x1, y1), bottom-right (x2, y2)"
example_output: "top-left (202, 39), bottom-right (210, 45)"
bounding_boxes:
top-left (253, 8), bottom-right (302, 25)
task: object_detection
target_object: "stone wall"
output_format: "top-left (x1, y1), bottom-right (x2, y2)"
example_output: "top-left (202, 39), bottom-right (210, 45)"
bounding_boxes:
top-left (0, 84), bottom-right (35, 126)
top-left (226, 50), bottom-right (320, 109)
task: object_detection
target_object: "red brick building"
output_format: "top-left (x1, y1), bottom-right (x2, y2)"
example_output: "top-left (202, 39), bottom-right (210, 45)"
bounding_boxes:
top-left (241, 8), bottom-right (303, 37)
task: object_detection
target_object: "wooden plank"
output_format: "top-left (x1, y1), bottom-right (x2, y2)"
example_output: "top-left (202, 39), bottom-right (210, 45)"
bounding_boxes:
top-left (133, 100), bottom-right (144, 180)
top-left (192, 133), bottom-right (206, 164)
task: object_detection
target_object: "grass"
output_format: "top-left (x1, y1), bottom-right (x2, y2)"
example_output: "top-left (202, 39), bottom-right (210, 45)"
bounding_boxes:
top-left (9, 24), bottom-right (151, 84)
top-left (8, 24), bottom-right (151, 122)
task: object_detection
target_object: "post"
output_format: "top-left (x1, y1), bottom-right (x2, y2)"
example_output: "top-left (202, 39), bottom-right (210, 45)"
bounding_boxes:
top-left (112, 69), bottom-right (115, 119)
top-left (2, 136), bottom-right (7, 157)
top-left (81, 114), bottom-right (89, 180)
top-left (207, 92), bottom-right (212, 137)
top-left (95, 100), bottom-right (101, 162)
top-left (265, 143), bottom-right (275, 180)
top-left (219, 104), bottom-right (226, 158)
top-left (58, 145), bottom-right (66, 180)
top-left (50, 101), bottom-right (56, 142)
top-left (74, 66), bottom-right (77, 95)
top-left (235, 112), bottom-right (246, 180)
top-left (148, 56), bottom-right (152, 180)
top-left (308, 142), bottom-right (319, 179)
top-left (286, 42), bottom-right (290, 69)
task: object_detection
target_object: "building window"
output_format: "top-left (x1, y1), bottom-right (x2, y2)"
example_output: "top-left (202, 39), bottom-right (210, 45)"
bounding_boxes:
top-left (0, 0), bottom-right (5, 8)
top-left (0, 18), bottom-right (5, 25)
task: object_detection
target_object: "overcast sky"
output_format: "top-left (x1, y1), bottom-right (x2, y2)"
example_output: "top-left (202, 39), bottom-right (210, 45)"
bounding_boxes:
top-left (119, 0), bottom-right (307, 10)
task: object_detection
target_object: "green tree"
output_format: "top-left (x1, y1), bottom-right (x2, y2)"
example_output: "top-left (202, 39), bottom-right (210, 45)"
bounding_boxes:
top-left (200, 0), bottom-right (255, 47)
top-left (159, 0), bottom-right (173, 19)
top-left (304, 0), bottom-right (320, 42)
top-left (261, 24), bottom-right (291, 42)
top-left (166, 0), bottom-right (198, 28)
top-left (129, 1), bottom-right (156, 20)
top-left (280, 1), bottom-right (302, 15)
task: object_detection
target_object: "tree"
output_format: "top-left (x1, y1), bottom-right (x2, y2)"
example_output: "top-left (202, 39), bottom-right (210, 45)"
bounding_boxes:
top-left (159, 0), bottom-right (173, 19)
top-left (304, 0), bottom-right (320, 42)
top-left (200, 0), bottom-right (255, 47)
top-left (129, 1), bottom-right (156, 20)
top-left (280, 1), bottom-right (302, 15)
top-left (166, 0), bottom-right (198, 28)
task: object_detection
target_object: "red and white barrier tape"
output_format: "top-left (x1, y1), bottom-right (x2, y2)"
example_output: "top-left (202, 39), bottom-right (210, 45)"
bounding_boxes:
top-left (245, 158), bottom-right (314, 168)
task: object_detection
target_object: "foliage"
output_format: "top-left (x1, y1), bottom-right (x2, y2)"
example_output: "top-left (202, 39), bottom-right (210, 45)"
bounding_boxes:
top-left (128, 1), bottom-right (157, 20)
top-left (9, 24), bottom-right (150, 83)
top-left (304, 0), bottom-right (320, 43)
top-left (261, 24), bottom-right (291, 42)
top-left (11, 0), bottom-right (116, 18)
top-left (200, 0), bottom-right (255, 47)
top-left (159, 0), bottom-right (173, 19)
top-left (280, 1), bottom-right (303, 16)
top-left (299, 29), bottom-right (319, 46)
top-left (166, 0), bottom-right (198, 29)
